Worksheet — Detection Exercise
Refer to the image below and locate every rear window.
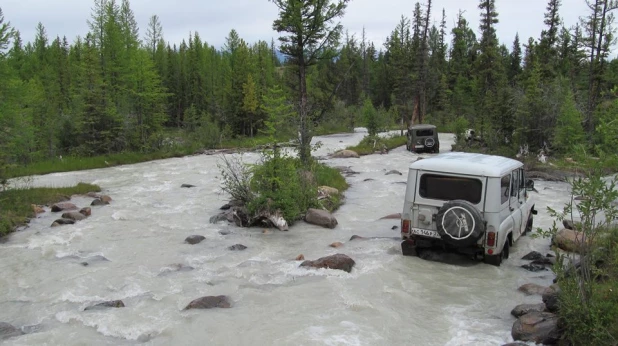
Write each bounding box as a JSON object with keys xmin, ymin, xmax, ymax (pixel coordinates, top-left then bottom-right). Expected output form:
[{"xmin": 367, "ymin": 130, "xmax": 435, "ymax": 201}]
[
  {"xmin": 419, "ymin": 174, "xmax": 483, "ymax": 204},
  {"xmin": 416, "ymin": 129, "xmax": 434, "ymax": 136}
]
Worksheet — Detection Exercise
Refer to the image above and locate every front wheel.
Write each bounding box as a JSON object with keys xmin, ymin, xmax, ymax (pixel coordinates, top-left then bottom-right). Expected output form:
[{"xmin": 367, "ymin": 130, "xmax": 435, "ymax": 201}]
[
  {"xmin": 524, "ymin": 216, "xmax": 533, "ymax": 235},
  {"xmin": 484, "ymin": 241, "xmax": 509, "ymax": 266}
]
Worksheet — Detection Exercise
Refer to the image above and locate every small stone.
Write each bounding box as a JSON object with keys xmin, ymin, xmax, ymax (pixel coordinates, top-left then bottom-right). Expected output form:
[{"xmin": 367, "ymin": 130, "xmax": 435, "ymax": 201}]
[
  {"xmin": 262, "ymin": 229, "xmax": 270, "ymax": 234},
  {"xmin": 228, "ymin": 244, "xmax": 247, "ymax": 251},
  {"xmin": 51, "ymin": 202, "xmax": 78, "ymax": 212},
  {"xmin": 84, "ymin": 300, "xmax": 125, "ymax": 310},
  {"xmin": 100, "ymin": 195, "xmax": 112, "ymax": 203},
  {"xmin": 218, "ymin": 230, "xmax": 231, "ymax": 235},
  {"xmin": 329, "ymin": 242, "xmax": 344, "ymax": 248},
  {"xmin": 51, "ymin": 218, "xmax": 76, "ymax": 227},
  {"xmin": 511, "ymin": 303, "xmax": 547, "ymax": 318},
  {"xmin": 79, "ymin": 207, "xmax": 92, "ymax": 216},
  {"xmin": 522, "ymin": 251, "xmax": 544, "ymax": 261},
  {"xmin": 181, "ymin": 184, "xmax": 196, "ymax": 188},
  {"xmin": 295, "ymin": 254, "xmax": 305, "ymax": 261},
  {"xmin": 184, "ymin": 295, "xmax": 231, "ymax": 310},
  {"xmin": 518, "ymin": 283, "xmax": 550, "ymax": 296},
  {"xmin": 62, "ymin": 211, "xmax": 87, "ymax": 221},
  {"xmin": 185, "ymin": 235, "xmax": 206, "ymax": 245},
  {"xmin": 522, "ymin": 263, "xmax": 548, "ymax": 272},
  {"xmin": 91, "ymin": 198, "xmax": 109, "ymax": 206},
  {"xmin": 385, "ymin": 170, "xmax": 402, "ymax": 176},
  {"xmin": 349, "ymin": 235, "xmax": 367, "ymax": 241}
]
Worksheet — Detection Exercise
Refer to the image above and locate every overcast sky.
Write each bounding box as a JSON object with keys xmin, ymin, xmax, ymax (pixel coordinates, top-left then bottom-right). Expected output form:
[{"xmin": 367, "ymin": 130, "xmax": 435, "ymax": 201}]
[{"xmin": 2, "ymin": 0, "xmax": 590, "ymax": 52}]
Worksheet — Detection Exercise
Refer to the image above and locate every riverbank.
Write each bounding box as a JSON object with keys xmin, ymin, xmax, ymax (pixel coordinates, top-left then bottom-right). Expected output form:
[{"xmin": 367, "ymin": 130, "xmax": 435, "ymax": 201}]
[{"xmin": 0, "ymin": 183, "xmax": 101, "ymax": 236}]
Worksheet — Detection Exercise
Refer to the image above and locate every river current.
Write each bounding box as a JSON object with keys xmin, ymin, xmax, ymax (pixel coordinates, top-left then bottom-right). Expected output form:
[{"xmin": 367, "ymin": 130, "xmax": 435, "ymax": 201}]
[{"xmin": 1, "ymin": 129, "xmax": 571, "ymax": 345}]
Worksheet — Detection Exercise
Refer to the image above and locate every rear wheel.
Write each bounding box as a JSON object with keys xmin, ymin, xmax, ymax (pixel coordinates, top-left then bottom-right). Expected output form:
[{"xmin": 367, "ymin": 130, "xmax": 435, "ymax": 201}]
[
  {"xmin": 401, "ymin": 240, "xmax": 418, "ymax": 256},
  {"xmin": 484, "ymin": 241, "xmax": 509, "ymax": 266},
  {"xmin": 524, "ymin": 216, "xmax": 533, "ymax": 235}
]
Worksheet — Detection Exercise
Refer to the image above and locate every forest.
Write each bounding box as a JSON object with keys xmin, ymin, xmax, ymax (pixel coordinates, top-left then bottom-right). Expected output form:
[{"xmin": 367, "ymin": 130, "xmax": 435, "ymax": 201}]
[{"xmin": 0, "ymin": 0, "xmax": 617, "ymax": 174}]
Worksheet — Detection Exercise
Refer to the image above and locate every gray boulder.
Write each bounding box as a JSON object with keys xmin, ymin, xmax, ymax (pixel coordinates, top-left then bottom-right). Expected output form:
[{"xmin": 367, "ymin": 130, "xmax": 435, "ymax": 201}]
[
  {"xmin": 185, "ymin": 235, "xmax": 206, "ymax": 245},
  {"xmin": 511, "ymin": 312, "xmax": 561, "ymax": 344},
  {"xmin": 228, "ymin": 244, "xmax": 247, "ymax": 251},
  {"xmin": 542, "ymin": 285, "xmax": 561, "ymax": 313},
  {"xmin": 62, "ymin": 211, "xmax": 88, "ymax": 221},
  {"xmin": 51, "ymin": 202, "xmax": 78, "ymax": 212},
  {"xmin": 184, "ymin": 295, "xmax": 231, "ymax": 310},
  {"xmin": 522, "ymin": 251, "xmax": 544, "ymax": 261},
  {"xmin": 517, "ymin": 283, "xmax": 550, "ymax": 296},
  {"xmin": 91, "ymin": 198, "xmax": 109, "ymax": 206},
  {"xmin": 305, "ymin": 208, "xmax": 338, "ymax": 229},
  {"xmin": 511, "ymin": 303, "xmax": 547, "ymax": 318},
  {"xmin": 181, "ymin": 184, "xmax": 196, "ymax": 188},
  {"xmin": 300, "ymin": 254, "xmax": 355, "ymax": 273},
  {"xmin": 0, "ymin": 322, "xmax": 23, "ymax": 340}
]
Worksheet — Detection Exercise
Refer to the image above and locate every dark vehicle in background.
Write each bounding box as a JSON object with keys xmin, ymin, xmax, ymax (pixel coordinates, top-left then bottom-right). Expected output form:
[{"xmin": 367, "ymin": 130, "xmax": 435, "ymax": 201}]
[{"xmin": 406, "ymin": 124, "xmax": 439, "ymax": 153}]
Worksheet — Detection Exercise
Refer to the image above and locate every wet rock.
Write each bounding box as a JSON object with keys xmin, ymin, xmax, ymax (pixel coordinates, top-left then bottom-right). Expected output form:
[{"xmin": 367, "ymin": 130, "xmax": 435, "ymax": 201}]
[
  {"xmin": 553, "ymin": 228, "xmax": 587, "ymax": 253},
  {"xmin": 380, "ymin": 213, "xmax": 401, "ymax": 220},
  {"xmin": 84, "ymin": 300, "xmax": 125, "ymax": 310},
  {"xmin": 521, "ymin": 263, "xmax": 547, "ymax": 272},
  {"xmin": 220, "ymin": 200, "xmax": 242, "ymax": 210},
  {"xmin": 79, "ymin": 207, "xmax": 92, "ymax": 216},
  {"xmin": 51, "ymin": 218, "xmax": 76, "ymax": 227},
  {"xmin": 385, "ymin": 170, "xmax": 402, "ymax": 175},
  {"xmin": 349, "ymin": 235, "xmax": 367, "ymax": 241},
  {"xmin": 158, "ymin": 263, "xmax": 194, "ymax": 276},
  {"xmin": 185, "ymin": 235, "xmax": 206, "ymax": 245},
  {"xmin": 300, "ymin": 254, "xmax": 355, "ymax": 273},
  {"xmin": 31, "ymin": 204, "xmax": 45, "ymax": 214},
  {"xmin": 295, "ymin": 254, "xmax": 305, "ymax": 261},
  {"xmin": 532, "ymin": 257, "xmax": 555, "ymax": 266},
  {"xmin": 334, "ymin": 166, "xmax": 359, "ymax": 175},
  {"xmin": 331, "ymin": 150, "xmax": 360, "ymax": 159},
  {"xmin": 184, "ymin": 295, "xmax": 231, "ymax": 310},
  {"xmin": 91, "ymin": 198, "xmax": 109, "ymax": 206},
  {"xmin": 518, "ymin": 283, "xmax": 550, "ymax": 296},
  {"xmin": 542, "ymin": 285, "xmax": 561, "ymax": 313},
  {"xmin": 181, "ymin": 184, "xmax": 196, "ymax": 188},
  {"xmin": 228, "ymin": 244, "xmax": 247, "ymax": 251},
  {"xmin": 62, "ymin": 211, "xmax": 87, "ymax": 221},
  {"xmin": 318, "ymin": 186, "xmax": 339, "ymax": 198},
  {"xmin": 329, "ymin": 242, "xmax": 344, "ymax": 248},
  {"xmin": 51, "ymin": 202, "xmax": 78, "ymax": 212},
  {"xmin": 218, "ymin": 230, "xmax": 232, "ymax": 236},
  {"xmin": 210, "ymin": 212, "xmax": 231, "ymax": 224},
  {"xmin": 522, "ymin": 251, "xmax": 543, "ymax": 261},
  {"xmin": 100, "ymin": 195, "xmax": 112, "ymax": 203},
  {"xmin": 511, "ymin": 303, "xmax": 547, "ymax": 318},
  {"xmin": 305, "ymin": 208, "xmax": 338, "ymax": 229},
  {"xmin": 562, "ymin": 219, "xmax": 582, "ymax": 231},
  {"xmin": 511, "ymin": 311, "xmax": 561, "ymax": 344},
  {"xmin": 86, "ymin": 192, "xmax": 100, "ymax": 198},
  {"xmin": 363, "ymin": 178, "xmax": 375, "ymax": 182},
  {"xmin": 0, "ymin": 322, "xmax": 23, "ymax": 340}
]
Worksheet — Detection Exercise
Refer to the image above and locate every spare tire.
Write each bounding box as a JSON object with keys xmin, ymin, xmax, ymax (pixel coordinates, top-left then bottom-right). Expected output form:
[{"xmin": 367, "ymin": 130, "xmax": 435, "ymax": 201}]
[{"xmin": 436, "ymin": 200, "xmax": 485, "ymax": 247}]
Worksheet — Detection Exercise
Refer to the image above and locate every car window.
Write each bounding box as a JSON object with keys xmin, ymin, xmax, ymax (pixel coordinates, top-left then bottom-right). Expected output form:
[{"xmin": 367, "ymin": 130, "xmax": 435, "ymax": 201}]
[
  {"xmin": 416, "ymin": 129, "xmax": 434, "ymax": 136},
  {"xmin": 500, "ymin": 174, "xmax": 510, "ymax": 204},
  {"xmin": 511, "ymin": 170, "xmax": 520, "ymax": 197},
  {"xmin": 519, "ymin": 168, "xmax": 526, "ymax": 190},
  {"xmin": 419, "ymin": 174, "xmax": 482, "ymax": 204}
]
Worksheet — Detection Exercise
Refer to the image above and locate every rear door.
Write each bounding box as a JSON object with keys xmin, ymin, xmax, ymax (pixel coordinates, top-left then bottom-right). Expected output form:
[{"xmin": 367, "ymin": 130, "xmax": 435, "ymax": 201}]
[{"xmin": 509, "ymin": 169, "xmax": 523, "ymax": 241}]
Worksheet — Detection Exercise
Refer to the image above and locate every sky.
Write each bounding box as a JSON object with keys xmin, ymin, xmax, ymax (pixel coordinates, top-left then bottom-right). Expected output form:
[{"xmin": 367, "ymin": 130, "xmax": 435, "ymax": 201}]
[{"xmin": 2, "ymin": 0, "xmax": 591, "ymax": 52}]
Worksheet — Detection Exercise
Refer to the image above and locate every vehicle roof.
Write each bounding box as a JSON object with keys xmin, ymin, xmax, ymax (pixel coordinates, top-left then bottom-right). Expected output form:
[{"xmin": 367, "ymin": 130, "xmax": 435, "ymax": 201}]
[
  {"xmin": 408, "ymin": 124, "xmax": 436, "ymax": 129},
  {"xmin": 409, "ymin": 152, "xmax": 523, "ymax": 177}
]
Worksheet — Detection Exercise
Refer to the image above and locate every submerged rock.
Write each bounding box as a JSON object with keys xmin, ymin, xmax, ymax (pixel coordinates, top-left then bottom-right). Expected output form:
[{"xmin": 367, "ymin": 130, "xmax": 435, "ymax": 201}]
[
  {"xmin": 184, "ymin": 295, "xmax": 231, "ymax": 310},
  {"xmin": 329, "ymin": 242, "xmax": 344, "ymax": 248},
  {"xmin": 51, "ymin": 218, "xmax": 76, "ymax": 227},
  {"xmin": 385, "ymin": 170, "xmax": 402, "ymax": 176},
  {"xmin": 295, "ymin": 254, "xmax": 305, "ymax": 261},
  {"xmin": 331, "ymin": 150, "xmax": 360, "ymax": 159},
  {"xmin": 51, "ymin": 202, "xmax": 78, "ymax": 212},
  {"xmin": 518, "ymin": 283, "xmax": 550, "ymax": 296},
  {"xmin": 91, "ymin": 198, "xmax": 109, "ymax": 206},
  {"xmin": 0, "ymin": 322, "xmax": 23, "ymax": 340},
  {"xmin": 228, "ymin": 244, "xmax": 247, "ymax": 251},
  {"xmin": 305, "ymin": 208, "xmax": 338, "ymax": 229},
  {"xmin": 521, "ymin": 263, "xmax": 547, "ymax": 272},
  {"xmin": 522, "ymin": 251, "xmax": 544, "ymax": 261},
  {"xmin": 62, "ymin": 211, "xmax": 88, "ymax": 221},
  {"xmin": 511, "ymin": 303, "xmax": 547, "ymax": 318},
  {"xmin": 349, "ymin": 235, "xmax": 367, "ymax": 241},
  {"xmin": 181, "ymin": 184, "xmax": 196, "ymax": 188},
  {"xmin": 511, "ymin": 311, "xmax": 561, "ymax": 344},
  {"xmin": 84, "ymin": 300, "xmax": 125, "ymax": 310},
  {"xmin": 300, "ymin": 254, "xmax": 355, "ymax": 273},
  {"xmin": 158, "ymin": 263, "xmax": 194, "ymax": 276},
  {"xmin": 185, "ymin": 235, "xmax": 206, "ymax": 245}
]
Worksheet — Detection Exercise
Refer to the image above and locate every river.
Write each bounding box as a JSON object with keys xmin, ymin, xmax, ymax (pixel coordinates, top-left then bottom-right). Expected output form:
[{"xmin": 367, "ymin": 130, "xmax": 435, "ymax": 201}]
[{"xmin": 0, "ymin": 129, "xmax": 571, "ymax": 345}]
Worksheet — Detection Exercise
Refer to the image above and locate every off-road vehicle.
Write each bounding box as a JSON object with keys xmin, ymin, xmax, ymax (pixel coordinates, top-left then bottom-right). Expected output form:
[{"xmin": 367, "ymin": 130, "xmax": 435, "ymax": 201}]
[
  {"xmin": 400, "ymin": 152, "xmax": 537, "ymax": 266},
  {"xmin": 406, "ymin": 124, "xmax": 439, "ymax": 154}
]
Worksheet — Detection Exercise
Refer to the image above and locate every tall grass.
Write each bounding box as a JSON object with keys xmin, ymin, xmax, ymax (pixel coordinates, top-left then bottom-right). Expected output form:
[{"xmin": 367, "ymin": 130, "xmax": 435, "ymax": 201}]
[
  {"xmin": 0, "ymin": 182, "xmax": 101, "ymax": 236},
  {"xmin": 346, "ymin": 135, "xmax": 407, "ymax": 155}
]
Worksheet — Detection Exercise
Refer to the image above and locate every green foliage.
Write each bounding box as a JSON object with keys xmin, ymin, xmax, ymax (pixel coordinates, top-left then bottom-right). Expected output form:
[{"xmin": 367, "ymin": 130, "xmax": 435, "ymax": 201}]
[
  {"xmin": 0, "ymin": 182, "xmax": 100, "ymax": 236},
  {"xmin": 451, "ymin": 116, "xmax": 470, "ymax": 143},
  {"xmin": 553, "ymin": 89, "xmax": 586, "ymax": 154},
  {"xmin": 362, "ymin": 98, "xmax": 379, "ymax": 136},
  {"xmin": 595, "ymin": 98, "xmax": 618, "ymax": 155},
  {"xmin": 346, "ymin": 134, "xmax": 407, "ymax": 155}
]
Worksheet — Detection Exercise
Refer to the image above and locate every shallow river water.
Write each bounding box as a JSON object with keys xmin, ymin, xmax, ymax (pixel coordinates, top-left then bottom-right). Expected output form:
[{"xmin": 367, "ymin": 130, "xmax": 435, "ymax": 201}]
[{"xmin": 1, "ymin": 130, "xmax": 572, "ymax": 345}]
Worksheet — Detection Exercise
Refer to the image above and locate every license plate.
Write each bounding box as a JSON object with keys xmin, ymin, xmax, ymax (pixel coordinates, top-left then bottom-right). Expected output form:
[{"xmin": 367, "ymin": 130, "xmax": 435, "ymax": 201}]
[
  {"xmin": 410, "ymin": 228, "xmax": 441, "ymax": 239},
  {"xmin": 415, "ymin": 145, "xmax": 424, "ymax": 148}
]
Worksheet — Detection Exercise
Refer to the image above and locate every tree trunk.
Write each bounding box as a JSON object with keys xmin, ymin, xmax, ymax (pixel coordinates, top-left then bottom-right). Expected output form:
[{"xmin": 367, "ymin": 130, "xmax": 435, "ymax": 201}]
[{"xmin": 298, "ymin": 48, "xmax": 311, "ymax": 165}]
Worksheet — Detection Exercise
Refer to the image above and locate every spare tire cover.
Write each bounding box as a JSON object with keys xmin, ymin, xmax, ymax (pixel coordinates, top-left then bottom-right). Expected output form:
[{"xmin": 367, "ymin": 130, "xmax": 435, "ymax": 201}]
[{"xmin": 436, "ymin": 200, "xmax": 485, "ymax": 247}]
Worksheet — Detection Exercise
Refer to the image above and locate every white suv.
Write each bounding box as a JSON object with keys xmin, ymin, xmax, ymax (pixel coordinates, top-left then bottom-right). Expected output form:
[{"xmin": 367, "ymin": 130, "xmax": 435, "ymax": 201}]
[{"xmin": 400, "ymin": 152, "xmax": 537, "ymax": 266}]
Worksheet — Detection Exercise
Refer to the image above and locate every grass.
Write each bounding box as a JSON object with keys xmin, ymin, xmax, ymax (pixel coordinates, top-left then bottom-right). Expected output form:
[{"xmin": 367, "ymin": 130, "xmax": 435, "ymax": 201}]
[
  {"xmin": 345, "ymin": 135, "xmax": 408, "ymax": 155},
  {"xmin": 0, "ymin": 182, "xmax": 101, "ymax": 236}
]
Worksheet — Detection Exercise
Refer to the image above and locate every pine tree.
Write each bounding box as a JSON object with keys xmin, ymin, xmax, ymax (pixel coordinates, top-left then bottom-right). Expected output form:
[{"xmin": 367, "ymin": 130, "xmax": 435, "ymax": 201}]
[
  {"xmin": 242, "ymin": 74, "xmax": 260, "ymax": 137},
  {"xmin": 537, "ymin": 0, "xmax": 562, "ymax": 80},
  {"xmin": 508, "ymin": 34, "xmax": 522, "ymax": 85},
  {"xmin": 554, "ymin": 89, "xmax": 585, "ymax": 154},
  {"xmin": 145, "ymin": 15, "xmax": 163, "ymax": 58}
]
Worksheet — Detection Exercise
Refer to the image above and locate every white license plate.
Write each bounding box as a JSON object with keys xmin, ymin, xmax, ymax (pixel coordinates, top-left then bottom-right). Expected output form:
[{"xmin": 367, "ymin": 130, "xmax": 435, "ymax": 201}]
[
  {"xmin": 410, "ymin": 228, "xmax": 441, "ymax": 239},
  {"xmin": 415, "ymin": 145, "xmax": 424, "ymax": 148}
]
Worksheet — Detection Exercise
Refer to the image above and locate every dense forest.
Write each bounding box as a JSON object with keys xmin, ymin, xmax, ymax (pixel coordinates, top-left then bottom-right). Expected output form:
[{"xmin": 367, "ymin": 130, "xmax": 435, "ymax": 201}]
[{"xmin": 0, "ymin": 0, "xmax": 617, "ymax": 170}]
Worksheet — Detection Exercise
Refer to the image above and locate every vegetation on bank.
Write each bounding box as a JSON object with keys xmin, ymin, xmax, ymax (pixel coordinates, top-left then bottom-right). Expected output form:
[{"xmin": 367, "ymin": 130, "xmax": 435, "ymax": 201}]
[
  {"xmin": 537, "ymin": 161, "xmax": 618, "ymax": 345},
  {"xmin": 0, "ymin": 182, "xmax": 100, "ymax": 236},
  {"xmin": 346, "ymin": 135, "xmax": 408, "ymax": 156}
]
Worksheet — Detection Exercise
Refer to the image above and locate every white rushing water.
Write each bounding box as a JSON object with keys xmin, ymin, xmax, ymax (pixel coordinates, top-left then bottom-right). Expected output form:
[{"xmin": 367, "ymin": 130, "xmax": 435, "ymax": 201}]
[{"xmin": 0, "ymin": 129, "xmax": 571, "ymax": 346}]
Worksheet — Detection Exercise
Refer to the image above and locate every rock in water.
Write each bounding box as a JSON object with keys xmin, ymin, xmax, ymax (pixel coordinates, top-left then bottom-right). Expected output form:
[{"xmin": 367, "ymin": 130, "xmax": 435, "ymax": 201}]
[
  {"xmin": 79, "ymin": 207, "xmax": 92, "ymax": 216},
  {"xmin": 553, "ymin": 228, "xmax": 587, "ymax": 253},
  {"xmin": 349, "ymin": 235, "xmax": 367, "ymax": 241},
  {"xmin": 517, "ymin": 283, "xmax": 550, "ymax": 296},
  {"xmin": 267, "ymin": 212, "xmax": 289, "ymax": 231},
  {"xmin": 329, "ymin": 242, "xmax": 344, "ymax": 248},
  {"xmin": 295, "ymin": 254, "xmax": 305, "ymax": 261},
  {"xmin": 0, "ymin": 322, "xmax": 23, "ymax": 340},
  {"xmin": 181, "ymin": 184, "xmax": 196, "ymax": 188},
  {"xmin": 521, "ymin": 251, "xmax": 543, "ymax": 261},
  {"xmin": 184, "ymin": 295, "xmax": 231, "ymax": 310},
  {"xmin": 542, "ymin": 285, "xmax": 561, "ymax": 313},
  {"xmin": 84, "ymin": 300, "xmax": 125, "ymax": 310},
  {"xmin": 385, "ymin": 170, "xmax": 402, "ymax": 175},
  {"xmin": 305, "ymin": 208, "xmax": 338, "ymax": 229},
  {"xmin": 185, "ymin": 235, "xmax": 206, "ymax": 245},
  {"xmin": 51, "ymin": 202, "xmax": 78, "ymax": 212},
  {"xmin": 331, "ymin": 150, "xmax": 360, "ymax": 159},
  {"xmin": 228, "ymin": 244, "xmax": 247, "ymax": 251},
  {"xmin": 100, "ymin": 195, "xmax": 112, "ymax": 203},
  {"xmin": 511, "ymin": 312, "xmax": 561, "ymax": 344},
  {"xmin": 51, "ymin": 218, "xmax": 76, "ymax": 227},
  {"xmin": 91, "ymin": 198, "xmax": 109, "ymax": 206},
  {"xmin": 511, "ymin": 303, "xmax": 547, "ymax": 318},
  {"xmin": 300, "ymin": 254, "xmax": 355, "ymax": 273},
  {"xmin": 62, "ymin": 211, "xmax": 88, "ymax": 221}
]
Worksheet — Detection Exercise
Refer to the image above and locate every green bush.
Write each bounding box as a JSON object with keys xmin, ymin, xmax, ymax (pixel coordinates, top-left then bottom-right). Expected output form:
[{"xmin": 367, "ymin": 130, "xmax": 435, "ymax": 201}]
[{"xmin": 346, "ymin": 134, "xmax": 407, "ymax": 155}]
